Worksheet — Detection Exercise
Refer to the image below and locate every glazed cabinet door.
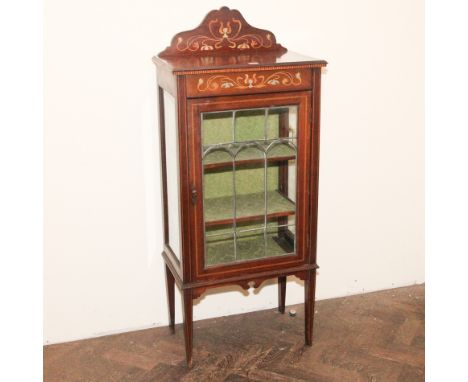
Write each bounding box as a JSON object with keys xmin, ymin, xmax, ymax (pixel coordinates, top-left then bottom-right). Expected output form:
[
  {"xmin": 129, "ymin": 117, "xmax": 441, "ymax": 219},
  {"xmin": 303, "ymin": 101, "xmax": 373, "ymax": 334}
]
[{"xmin": 188, "ymin": 91, "xmax": 312, "ymax": 279}]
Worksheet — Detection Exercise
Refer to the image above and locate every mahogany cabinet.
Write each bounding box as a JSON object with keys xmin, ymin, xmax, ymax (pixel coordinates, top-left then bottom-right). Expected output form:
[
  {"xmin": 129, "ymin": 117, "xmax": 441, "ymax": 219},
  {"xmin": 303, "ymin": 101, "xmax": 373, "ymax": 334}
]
[{"xmin": 153, "ymin": 7, "xmax": 327, "ymax": 367}]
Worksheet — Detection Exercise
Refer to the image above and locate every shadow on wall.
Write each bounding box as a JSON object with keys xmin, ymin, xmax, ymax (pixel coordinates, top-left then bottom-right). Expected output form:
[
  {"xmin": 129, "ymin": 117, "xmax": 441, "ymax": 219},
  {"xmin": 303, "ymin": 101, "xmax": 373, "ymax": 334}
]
[{"xmin": 193, "ymin": 275, "xmax": 305, "ymax": 305}]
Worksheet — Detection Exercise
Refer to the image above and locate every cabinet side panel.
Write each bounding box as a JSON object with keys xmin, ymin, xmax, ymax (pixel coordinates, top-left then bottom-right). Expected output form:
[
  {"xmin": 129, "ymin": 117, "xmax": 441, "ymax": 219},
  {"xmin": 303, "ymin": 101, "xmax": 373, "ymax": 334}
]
[
  {"xmin": 157, "ymin": 87, "xmax": 169, "ymax": 245},
  {"xmin": 162, "ymin": 90, "xmax": 182, "ymax": 263}
]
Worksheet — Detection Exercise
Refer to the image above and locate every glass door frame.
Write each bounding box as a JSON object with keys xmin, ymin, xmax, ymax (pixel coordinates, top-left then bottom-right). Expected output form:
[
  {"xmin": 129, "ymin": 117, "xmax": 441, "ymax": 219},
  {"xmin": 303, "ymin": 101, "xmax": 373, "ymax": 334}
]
[{"xmin": 188, "ymin": 91, "xmax": 313, "ymax": 280}]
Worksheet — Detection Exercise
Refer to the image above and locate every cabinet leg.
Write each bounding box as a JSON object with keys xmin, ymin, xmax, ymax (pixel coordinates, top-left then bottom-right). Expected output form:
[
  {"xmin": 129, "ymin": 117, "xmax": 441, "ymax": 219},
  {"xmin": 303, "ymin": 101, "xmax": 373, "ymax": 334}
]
[
  {"xmin": 165, "ymin": 265, "xmax": 175, "ymax": 334},
  {"xmin": 278, "ymin": 276, "xmax": 286, "ymax": 314},
  {"xmin": 182, "ymin": 289, "xmax": 193, "ymax": 367},
  {"xmin": 304, "ymin": 270, "xmax": 317, "ymax": 346}
]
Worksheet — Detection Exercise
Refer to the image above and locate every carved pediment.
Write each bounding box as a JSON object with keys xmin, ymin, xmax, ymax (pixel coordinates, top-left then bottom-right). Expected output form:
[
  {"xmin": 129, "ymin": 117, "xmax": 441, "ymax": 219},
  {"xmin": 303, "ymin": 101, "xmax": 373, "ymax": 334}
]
[{"xmin": 159, "ymin": 6, "xmax": 287, "ymax": 57}]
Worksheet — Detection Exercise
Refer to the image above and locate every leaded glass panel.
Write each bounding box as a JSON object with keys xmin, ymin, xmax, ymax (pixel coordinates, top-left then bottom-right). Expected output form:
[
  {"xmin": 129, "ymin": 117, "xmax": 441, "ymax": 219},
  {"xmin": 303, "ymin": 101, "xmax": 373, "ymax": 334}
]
[{"xmin": 202, "ymin": 106, "xmax": 298, "ymax": 267}]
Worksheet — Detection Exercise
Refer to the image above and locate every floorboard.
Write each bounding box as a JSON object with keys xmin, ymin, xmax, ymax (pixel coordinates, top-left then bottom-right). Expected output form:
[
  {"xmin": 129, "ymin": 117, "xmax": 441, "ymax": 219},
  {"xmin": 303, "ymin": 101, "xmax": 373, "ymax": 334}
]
[{"xmin": 44, "ymin": 284, "xmax": 424, "ymax": 382}]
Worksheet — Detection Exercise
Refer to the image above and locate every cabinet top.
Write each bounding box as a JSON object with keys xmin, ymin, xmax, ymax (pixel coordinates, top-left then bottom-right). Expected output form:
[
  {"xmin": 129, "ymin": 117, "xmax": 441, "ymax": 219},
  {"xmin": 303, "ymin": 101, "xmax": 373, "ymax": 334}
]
[{"xmin": 153, "ymin": 6, "xmax": 326, "ymax": 74}]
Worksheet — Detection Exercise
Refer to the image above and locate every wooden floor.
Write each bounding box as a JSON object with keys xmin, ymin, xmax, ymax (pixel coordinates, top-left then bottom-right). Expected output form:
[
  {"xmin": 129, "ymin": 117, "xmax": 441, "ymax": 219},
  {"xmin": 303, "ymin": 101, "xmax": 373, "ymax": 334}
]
[{"xmin": 44, "ymin": 284, "xmax": 424, "ymax": 382}]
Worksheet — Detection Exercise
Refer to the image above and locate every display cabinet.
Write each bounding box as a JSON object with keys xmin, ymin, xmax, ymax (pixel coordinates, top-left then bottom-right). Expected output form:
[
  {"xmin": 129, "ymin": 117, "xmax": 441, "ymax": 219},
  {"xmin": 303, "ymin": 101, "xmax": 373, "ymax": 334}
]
[{"xmin": 153, "ymin": 6, "xmax": 327, "ymax": 366}]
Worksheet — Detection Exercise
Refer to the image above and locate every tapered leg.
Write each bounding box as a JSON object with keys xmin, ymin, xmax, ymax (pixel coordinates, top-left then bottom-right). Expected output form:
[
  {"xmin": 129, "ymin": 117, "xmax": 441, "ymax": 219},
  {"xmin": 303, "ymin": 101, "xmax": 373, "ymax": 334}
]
[
  {"xmin": 304, "ymin": 270, "xmax": 317, "ymax": 346},
  {"xmin": 182, "ymin": 289, "xmax": 193, "ymax": 367},
  {"xmin": 165, "ymin": 265, "xmax": 175, "ymax": 334},
  {"xmin": 278, "ymin": 276, "xmax": 287, "ymax": 314}
]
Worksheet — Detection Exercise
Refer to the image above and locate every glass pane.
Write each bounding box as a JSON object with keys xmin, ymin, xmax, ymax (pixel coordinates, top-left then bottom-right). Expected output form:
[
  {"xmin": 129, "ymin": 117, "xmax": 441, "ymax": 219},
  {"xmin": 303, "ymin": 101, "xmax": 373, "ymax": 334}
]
[
  {"xmin": 205, "ymin": 229, "xmax": 235, "ymax": 266},
  {"xmin": 202, "ymin": 105, "xmax": 298, "ymax": 267},
  {"xmin": 267, "ymin": 141, "xmax": 296, "ymax": 160},
  {"xmin": 236, "ymin": 226, "xmax": 265, "ymax": 261},
  {"xmin": 163, "ymin": 90, "xmax": 181, "ymax": 260},
  {"xmin": 266, "ymin": 224, "xmax": 295, "ymax": 256},
  {"xmin": 235, "ymin": 146, "xmax": 265, "ymax": 224},
  {"xmin": 266, "ymin": 106, "xmax": 298, "ymax": 140},
  {"xmin": 203, "ymin": 150, "xmax": 234, "ymax": 225},
  {"xmin": 202, "ymin": 111, "xmax": 233, "ymax": 146},
  {"xmin": 235, "ymin": 109, "xmax": 265, "ymax": 142},
  {"xmin": 266, "ymin": 142, "xmax": 297, "ymax": 219}
]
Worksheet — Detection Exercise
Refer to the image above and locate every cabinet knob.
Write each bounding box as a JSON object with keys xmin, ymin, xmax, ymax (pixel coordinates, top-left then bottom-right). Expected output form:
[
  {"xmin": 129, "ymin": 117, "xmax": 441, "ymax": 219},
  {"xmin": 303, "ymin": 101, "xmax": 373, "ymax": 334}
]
[{"xmin": 191, "ymin": 188, "xmax": 198, "ymax": 204}]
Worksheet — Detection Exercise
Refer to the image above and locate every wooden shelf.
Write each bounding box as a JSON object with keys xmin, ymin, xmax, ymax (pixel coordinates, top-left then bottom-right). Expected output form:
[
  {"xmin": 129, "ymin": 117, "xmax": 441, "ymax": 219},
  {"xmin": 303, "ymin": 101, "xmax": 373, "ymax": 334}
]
[
  {"xmin": 204, "ymin": 190, "xmax": 295, "ymax": 228},
  {"xmin": 203, "ymin": 143, "xmax": 295, "ymax": 171},
  {"xmin": 204, "ymin": 155, "xmax": 295, "ymax": 171}
]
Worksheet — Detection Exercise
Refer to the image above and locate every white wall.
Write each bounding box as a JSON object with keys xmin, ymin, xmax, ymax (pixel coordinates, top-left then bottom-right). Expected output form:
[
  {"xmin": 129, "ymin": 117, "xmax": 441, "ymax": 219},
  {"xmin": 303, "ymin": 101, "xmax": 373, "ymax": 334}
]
[{"xmin": 44, "ymin": 0, "xmax": 424, "ymax": 344}]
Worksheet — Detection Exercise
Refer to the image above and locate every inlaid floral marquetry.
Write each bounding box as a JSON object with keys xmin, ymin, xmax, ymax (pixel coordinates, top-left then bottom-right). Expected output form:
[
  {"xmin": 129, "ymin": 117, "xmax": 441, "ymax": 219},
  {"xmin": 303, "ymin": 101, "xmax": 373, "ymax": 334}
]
[
  {"xmin": 159, "ymin": 6, "xmax": 286, "ymax": 57},
  {"xmin": 197, "ymin": 72, "xmax": 302, "ymax": 91},
  {"xmin": 186, "ymin": 69, "xmax": 311, "ymax": 97},
  {"xmin": 175, "ymin": 19, "xmax": 273, "ymax": 52}
]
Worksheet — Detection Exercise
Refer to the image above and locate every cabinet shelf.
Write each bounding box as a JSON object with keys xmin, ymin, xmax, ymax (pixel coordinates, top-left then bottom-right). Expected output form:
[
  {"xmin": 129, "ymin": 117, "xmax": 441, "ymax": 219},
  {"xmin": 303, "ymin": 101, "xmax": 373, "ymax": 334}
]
[
  {"xmin": 203, "ymin": 142, "xmax": 295, "ymax": 171},
  {"xmin": 204, "ymin": 155, "xmax": 295, "ymax": 171},
  {"xmin": 204, "ymin": 190, "xmax": 295, "ymax": 227}
]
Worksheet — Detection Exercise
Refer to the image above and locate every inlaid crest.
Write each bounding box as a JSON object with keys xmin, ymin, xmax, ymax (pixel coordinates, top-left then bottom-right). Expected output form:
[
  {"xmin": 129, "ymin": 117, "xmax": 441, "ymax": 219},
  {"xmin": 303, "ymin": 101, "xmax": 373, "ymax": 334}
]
[{"xmin": 159, "ymin": 6, "xmax": 287, "ymax": 57}]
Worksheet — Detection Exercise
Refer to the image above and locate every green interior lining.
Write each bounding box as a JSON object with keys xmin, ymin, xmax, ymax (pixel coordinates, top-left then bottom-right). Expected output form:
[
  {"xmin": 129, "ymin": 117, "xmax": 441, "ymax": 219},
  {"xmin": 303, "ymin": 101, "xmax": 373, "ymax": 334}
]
[{"xmin": 202, "ymin": 109, "xmax": 294, "ymax": 146}]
